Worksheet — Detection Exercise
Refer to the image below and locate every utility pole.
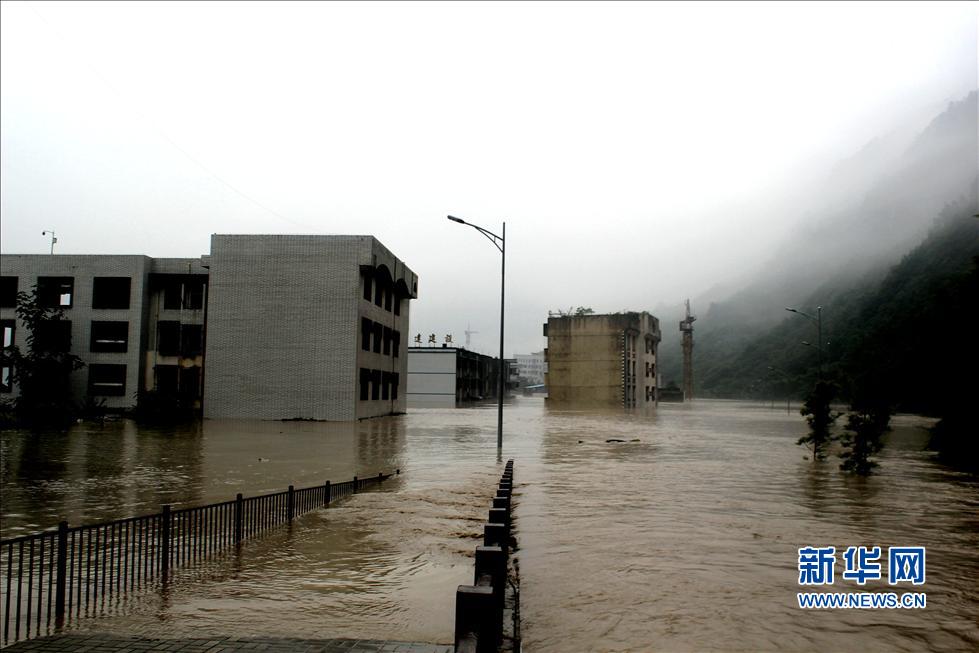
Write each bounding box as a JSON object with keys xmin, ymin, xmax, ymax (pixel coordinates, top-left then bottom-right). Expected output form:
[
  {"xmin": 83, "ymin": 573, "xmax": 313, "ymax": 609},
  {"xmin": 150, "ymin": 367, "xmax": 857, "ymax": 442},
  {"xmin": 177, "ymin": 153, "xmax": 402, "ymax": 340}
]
[
  {"xmin": 680, "ymin": 299, "xmax": 696, "ymax": 401},
  {"xmin": 42, "ymin": 230, "xmax": 57, "ymax": 254}
]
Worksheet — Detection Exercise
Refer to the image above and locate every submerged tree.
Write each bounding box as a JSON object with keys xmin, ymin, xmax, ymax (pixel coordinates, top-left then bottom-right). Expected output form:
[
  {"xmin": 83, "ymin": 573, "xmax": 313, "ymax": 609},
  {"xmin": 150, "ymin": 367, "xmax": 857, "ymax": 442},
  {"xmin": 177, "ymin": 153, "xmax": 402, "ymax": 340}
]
[
  {"xmin": 838, "ymin": 403, "xmax": 891, "ymax": 475},
  {"xmin": 798, "ymin": 381, "xmax": 839, "ymax": 461},
  {"xmin": 3, "ymin": 288, "xmax": 85, "ymax": 428}
]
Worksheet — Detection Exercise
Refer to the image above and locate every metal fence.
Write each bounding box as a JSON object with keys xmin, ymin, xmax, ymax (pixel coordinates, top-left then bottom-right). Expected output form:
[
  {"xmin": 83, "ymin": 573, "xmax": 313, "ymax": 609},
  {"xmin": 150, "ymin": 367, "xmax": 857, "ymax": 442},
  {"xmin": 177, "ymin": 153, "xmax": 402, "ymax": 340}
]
[{"xmin": 1, "ymin": 471, "xmax": 396, "ymax": 646}]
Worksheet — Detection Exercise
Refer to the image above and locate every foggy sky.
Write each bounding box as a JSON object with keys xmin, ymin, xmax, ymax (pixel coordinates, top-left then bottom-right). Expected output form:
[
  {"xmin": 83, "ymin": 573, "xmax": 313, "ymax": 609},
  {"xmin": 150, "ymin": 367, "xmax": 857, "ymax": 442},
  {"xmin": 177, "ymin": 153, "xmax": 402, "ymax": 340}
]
[{"xmin": 2, "ymin": 1, "xmax": 976, "ymax": 357}]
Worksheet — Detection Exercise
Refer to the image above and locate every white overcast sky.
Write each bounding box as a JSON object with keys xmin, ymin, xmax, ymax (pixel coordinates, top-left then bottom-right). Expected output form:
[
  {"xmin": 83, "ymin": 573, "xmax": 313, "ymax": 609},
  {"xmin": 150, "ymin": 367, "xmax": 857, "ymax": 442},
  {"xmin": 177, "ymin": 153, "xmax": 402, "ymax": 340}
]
[{"xmin": 1, "ymin": 1, "xmax": 976, "ymax": 356}]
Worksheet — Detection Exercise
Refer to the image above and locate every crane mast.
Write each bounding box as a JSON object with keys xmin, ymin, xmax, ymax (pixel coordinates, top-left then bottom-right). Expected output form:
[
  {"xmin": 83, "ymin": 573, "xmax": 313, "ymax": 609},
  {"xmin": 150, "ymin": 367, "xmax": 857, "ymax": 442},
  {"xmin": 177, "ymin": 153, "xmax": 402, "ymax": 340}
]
[{"xmin": 679, "ymin": 299, "xmax": 696, "ymax": 401}]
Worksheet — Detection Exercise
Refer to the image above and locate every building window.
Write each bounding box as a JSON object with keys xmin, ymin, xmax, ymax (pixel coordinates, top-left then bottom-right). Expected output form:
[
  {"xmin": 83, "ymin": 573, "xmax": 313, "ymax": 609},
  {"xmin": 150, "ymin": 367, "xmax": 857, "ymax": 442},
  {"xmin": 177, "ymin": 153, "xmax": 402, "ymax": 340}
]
[
  {"xmin": 180, "ymin": 324, "xmax": 203, "ymax": 357},
  {"xmin": 92, "ymin": 277, "xmax": 131, "ymax": 309},
  {"xmin": 163, "ymin": 280, "xmax": 183, "ymax": 310},
  {"xmin": 157, "ymin": 321, "xmax": 180, "ymax": 356},
  {"xmin": 183, "ymin": 279, "xmax": 205, "ymax": 310},
  {"xmin": 155, "ymin": 365, "xmax": 179, "ymax": 395},
  {"xmin": 383, "ymin": 327, "xmax": 392, "ymax": 355},
  {"xmin": 0, "ymin": 365, "xmax": 12, "ymax": 393},
  {"xmin": 394, "ymin": 297, "xmax": 401, "ymax": 316},
  {"xmin": 381, "ymin": 371, "xmax": 390, "ymax": 400},
  {"xmin": 363, "ymin": 276, "xmax": 373, "ymax": 302},
  {"xmin": 161, "ymin": 277, "xmax": 206, "ymax": 310},
  {"xmin": 35, "ymin": 320, "xmax": 71, "ymax": 352},
  {"xmin": 372, "ymin": 323, "xmax": 383, "ymax": 354},
  {"xmin": 384, "ymin": 290, "xmax": 393, "ymax": 312},
  {"xmin": 392, "ymin": 330, "xmax": 400, "ymax": 358},
  {"xmin": 391, "ymin": 372, "xmax": 399, "ymax": 400},
  {"xmin": 88, "ymin": 364, "xmax": 126, "ymax": 396},
  {"xmin": 90, "ymin": 321, "xmax": 129, "ymax": 353},
  {"xmin": 1, "ymin": 319, "xmax": 14, "ymax": 349},
  {"xmin": 374, "ymin": 282, "xmax": 383, "ymax": 307},
  {"xmin": 0, "ymin": 277, "xmax": 17, "ymax": 308},
  {"xmin": 359, "ymin": 368, "xmax": 371, "ymax": 400},
  {"xmin": 361, "ymin": 318, "xmax": 372, "ymax": 351},
  {"xmin": 179, "ymin": 366, "xmax": 201, "ymax": 398},
  {"xmin": 37, "ymin": 277, "xmax": 74, "ymax": 308},
  {"xmin": 371, "ymin": 369, "xmax": 381, "ymax": 400}
]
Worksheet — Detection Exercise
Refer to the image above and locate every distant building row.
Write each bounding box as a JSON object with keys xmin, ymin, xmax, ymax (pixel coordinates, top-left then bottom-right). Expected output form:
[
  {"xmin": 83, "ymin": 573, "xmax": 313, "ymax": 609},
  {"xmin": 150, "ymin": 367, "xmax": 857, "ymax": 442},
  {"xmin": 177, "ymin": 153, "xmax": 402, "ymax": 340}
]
[{"xmin": 0, "ymin": 235, "xmax": 418, "ymax": 420}]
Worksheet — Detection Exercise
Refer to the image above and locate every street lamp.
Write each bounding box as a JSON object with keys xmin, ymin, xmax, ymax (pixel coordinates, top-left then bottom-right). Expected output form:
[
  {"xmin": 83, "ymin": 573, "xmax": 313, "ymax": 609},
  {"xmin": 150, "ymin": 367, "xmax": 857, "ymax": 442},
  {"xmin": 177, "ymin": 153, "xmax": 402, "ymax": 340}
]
[
  {"xmin": 42, "ymin": 230, "xmax": 57, "ymax": 255},
  {"xmin": 767, "ymin": 366, "xmax": 792, "ymax": 413},
  {"xmin": 785, "ymin": 306, "xmax": 823, "ymax": 379},
  {"xmin": 447, "ymin": 215, "xmax": 506, "ymax": 450}
]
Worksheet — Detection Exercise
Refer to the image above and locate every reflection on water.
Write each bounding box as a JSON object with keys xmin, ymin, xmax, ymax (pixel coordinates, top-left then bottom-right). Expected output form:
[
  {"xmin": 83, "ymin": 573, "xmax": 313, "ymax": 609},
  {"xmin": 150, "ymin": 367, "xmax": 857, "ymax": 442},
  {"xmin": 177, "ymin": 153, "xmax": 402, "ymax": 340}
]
[{"xmin": 1, "ymin": 398, "xmax": 977, "ymax": 651}]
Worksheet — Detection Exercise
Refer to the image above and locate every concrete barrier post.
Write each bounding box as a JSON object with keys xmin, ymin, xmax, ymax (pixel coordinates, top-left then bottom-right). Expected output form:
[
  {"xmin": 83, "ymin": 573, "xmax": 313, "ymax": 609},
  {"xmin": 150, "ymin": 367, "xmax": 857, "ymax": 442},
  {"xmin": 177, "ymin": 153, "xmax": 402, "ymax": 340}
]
[{"xmin": 454, "ymin": 584, "xmax": 496, "ymax": 653}]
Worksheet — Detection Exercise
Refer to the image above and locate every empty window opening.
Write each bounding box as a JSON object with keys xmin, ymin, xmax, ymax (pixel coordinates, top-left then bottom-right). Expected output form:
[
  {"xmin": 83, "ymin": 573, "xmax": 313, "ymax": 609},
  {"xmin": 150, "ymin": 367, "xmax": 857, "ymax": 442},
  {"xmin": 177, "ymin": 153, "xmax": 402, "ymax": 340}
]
[
  {"xmin": 394, "ymin": 297, "xmax": 401, "ymax": 316},
  {"xmin": 371, "ymin": 369, "xmax": 381, "ymax": 400},
  {"xmin": 183, "ymin": 279, "xmax": 205, "ymax": 310},
  {"xmin": 392, "ymin": 372, "xmax": 399, "ymax": 400},
  {"xmin": 92, "ymin": 277, "xmax": 131, "ymax": 309},
  {"xmin": 372, "ymin": 323, "xmax": 383, "ymax": 354},
  {"xmin": 180, "ymin": 324, "xmax": 203, "ymax": 357},
  {"xmin": 362, "ymin": 318, "xmax": 372, "ymax": 351},
  {"xmin": 90, "ymin": 321, "xmax": 129, "ymax": 353},
  {"xmin": 37, "ymin": 277, "xmax": 74, "ymax": 308},
  {"xmin": 88, "ymin": 364, "xmax": 126, "ymax": 396},
  {"xmin": 36, "ymin": 320, "xmax": 71, "ymax": 352},
  {"xmin": 381, "ymin": 371, "xmax": 390, "ymax": 400},
  {"xmin": 384, "ymin": 289, "xmax": 393, "ymax": 312},
  {"xmin": 157, "ymin": 321, "xmax": 181, "ymax": 356},
  {"xmin": 392, "ymin": 330, "xmax": 400, "ymax": 358},
  {"xmin": 179, "ymin": 366, "xmax": 201, "ymax": 398},
  {"xmin": 363, "ymin": 276, "xmax": 373, "ymax": 302},
  {"xmin": 155, "ymin": 365, "xmax": 179, "ymax": 395},
  {"xmin": 359, "ymin": 368, "xmax": 371, "ymax": 400},
  {"xmin": 383, "ymin": 327, "xmax": 392, "ymax": 355},
  {"xmin": 161, "ymin": 277, "xmax": 206, "ymax": 310},
  {"xmin": 0, "ymin": 277, "xmax": 17, "ymax": 308}
]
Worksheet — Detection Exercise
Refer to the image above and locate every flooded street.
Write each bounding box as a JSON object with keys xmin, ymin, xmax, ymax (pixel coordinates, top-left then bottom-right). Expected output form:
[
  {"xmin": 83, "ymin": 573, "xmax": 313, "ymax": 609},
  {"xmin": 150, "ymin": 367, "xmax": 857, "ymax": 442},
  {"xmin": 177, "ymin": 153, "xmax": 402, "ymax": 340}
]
[{"xmin": 2, "ymin": 398, "xmax": 978, "ymax": 651}]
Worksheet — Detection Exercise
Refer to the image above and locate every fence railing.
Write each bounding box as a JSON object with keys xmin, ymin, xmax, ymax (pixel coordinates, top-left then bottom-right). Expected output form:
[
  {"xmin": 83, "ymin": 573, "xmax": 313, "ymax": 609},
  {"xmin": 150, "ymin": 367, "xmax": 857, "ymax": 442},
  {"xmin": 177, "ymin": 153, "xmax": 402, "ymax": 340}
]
[
  {"xmin": 1, "ymin": 471, "xmax": 396, "ymax": 647},
  {"xmin": 455, "ymin": 459, "xmax": 514, "ymax": 653}
]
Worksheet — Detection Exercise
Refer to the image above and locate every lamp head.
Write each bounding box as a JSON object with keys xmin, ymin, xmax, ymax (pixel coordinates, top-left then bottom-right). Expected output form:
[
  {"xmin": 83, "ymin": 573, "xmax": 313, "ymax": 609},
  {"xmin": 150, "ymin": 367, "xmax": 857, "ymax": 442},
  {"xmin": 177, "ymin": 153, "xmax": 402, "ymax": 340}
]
[{"xmin": 447, "ymin": 215, "xmax": 465, "ymax": 224}]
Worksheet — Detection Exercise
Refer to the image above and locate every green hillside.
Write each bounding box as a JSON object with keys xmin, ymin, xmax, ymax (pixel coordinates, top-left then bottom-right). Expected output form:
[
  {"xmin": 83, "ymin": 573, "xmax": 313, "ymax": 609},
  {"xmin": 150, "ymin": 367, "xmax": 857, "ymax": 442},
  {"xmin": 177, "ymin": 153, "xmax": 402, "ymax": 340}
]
[{"xmin": 697, "ymin": 200, "xmax": 978, "ymax": 412}]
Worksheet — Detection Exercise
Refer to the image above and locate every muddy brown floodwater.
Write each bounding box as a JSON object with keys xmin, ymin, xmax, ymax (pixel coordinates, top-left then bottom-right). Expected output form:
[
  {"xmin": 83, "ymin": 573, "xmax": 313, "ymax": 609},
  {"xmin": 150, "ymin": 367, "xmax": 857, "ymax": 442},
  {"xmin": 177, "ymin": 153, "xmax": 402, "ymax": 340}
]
[{"xmin": 2, "ymin": 398, "xmax": 977, "ymax": 651}]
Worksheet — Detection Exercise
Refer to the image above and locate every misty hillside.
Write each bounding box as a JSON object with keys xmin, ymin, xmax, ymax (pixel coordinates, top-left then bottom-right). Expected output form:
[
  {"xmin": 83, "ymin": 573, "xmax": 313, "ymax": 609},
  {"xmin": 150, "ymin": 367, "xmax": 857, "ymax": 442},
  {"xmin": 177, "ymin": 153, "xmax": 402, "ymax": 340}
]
[
  {"xmin": 658, "ymin": 91, "xmax": 978, "ymax": 387},
  {"xmin": 693, "ymin": 200, "xmax": 978, "ymax": 416}
]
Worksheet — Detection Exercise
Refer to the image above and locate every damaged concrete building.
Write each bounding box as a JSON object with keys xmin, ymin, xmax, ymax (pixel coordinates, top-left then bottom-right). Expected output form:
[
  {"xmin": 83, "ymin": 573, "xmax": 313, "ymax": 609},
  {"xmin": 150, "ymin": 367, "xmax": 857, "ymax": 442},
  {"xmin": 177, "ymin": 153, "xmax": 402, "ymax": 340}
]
[
  {"xmin": 0, "ymin": 234, "xmax": 417, "ymax": 421},
  {"xmin": 543, "ymin": 311, "xmax": 661, "ymax": 407}
]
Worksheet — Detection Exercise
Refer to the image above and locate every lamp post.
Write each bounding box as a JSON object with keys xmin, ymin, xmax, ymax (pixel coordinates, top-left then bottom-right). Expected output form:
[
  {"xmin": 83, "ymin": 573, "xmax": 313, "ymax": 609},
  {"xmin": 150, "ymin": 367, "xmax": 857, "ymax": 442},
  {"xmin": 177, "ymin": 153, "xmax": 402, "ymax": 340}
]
[
  {"xmin": 42, "ymin": 230, "xmax": 57, "ymax": 255},
  {"xmin": 767, "ymin": 365, "xmax": 792, "ymax": 413},
  {"xmin": 785, "ymin": 306, "xmax": 823, "ymax": 380},
  {"xmin": 447, "ymin": 215, "xmax": 505, "ymax": 450}
]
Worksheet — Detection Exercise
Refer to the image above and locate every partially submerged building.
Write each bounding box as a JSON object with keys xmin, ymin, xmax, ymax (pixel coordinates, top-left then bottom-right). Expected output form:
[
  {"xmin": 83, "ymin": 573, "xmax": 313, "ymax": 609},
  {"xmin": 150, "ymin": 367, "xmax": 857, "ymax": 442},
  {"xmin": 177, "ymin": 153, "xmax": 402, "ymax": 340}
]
[
  {"xmin": 0, "ymin": 234, "xmax": 418, "ymax": 420},
  {"xmin": 544, "ymin": 311, "xmax": 661, "ymax": 407},
  {"xmin": 0, "ymin": 255, "xmax": 208, "ymax": 410},
  {"xmin": 405, "ymin": 346, "xmax": 512, "ymax": 408},
  {"xmin": 513, "ymin": 350, "xmax": 547, "ymax": 387}
]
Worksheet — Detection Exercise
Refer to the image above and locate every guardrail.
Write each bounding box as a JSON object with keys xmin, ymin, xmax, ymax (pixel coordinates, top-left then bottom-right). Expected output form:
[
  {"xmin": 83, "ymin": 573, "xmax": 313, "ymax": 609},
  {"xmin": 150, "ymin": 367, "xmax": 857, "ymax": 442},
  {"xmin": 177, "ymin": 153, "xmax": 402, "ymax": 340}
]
[
  {"xmin": 0, "ymin": 471, "xmax": 397, "ymax": 647},
  {"xmin": 454, "ymin": 459, "xmax": 514, "ymax": 653}
]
